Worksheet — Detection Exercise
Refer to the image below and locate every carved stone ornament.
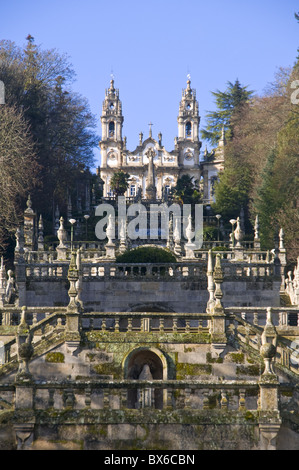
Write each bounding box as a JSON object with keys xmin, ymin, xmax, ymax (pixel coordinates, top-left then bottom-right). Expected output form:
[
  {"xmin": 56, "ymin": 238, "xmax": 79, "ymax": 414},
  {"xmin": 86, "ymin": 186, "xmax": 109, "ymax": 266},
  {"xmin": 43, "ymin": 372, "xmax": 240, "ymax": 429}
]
[
  {"xmin": 184, "ymin": 149, "xmax": 194, "ymax": 161},
  {"xmin": 107, "ymin": 151, "xmax": 116, "ymax": 160}
]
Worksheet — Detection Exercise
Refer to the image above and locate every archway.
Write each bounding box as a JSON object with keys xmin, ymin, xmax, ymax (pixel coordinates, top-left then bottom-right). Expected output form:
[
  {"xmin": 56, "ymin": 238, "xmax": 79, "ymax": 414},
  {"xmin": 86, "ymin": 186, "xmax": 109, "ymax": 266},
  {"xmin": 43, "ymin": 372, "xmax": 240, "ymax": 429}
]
[{"xmin": 123, "ymin": 347, "xmax": 167, "ymax": 409}]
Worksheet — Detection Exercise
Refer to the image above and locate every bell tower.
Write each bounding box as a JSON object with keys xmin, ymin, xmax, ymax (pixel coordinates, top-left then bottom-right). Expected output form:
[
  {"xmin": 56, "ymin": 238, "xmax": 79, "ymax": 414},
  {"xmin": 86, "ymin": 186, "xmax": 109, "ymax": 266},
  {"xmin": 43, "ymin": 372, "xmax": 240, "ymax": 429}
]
[
  {"xmin": 177, "ymin": 77, "xmax": 201, "ymax": 169},
  {"xmin": 100, "ymin": 78, "xmax": 124, "ymax": 175},
  {"xmin": 101, "ymin": 78, "xmax": 123, "ymax": 142}
]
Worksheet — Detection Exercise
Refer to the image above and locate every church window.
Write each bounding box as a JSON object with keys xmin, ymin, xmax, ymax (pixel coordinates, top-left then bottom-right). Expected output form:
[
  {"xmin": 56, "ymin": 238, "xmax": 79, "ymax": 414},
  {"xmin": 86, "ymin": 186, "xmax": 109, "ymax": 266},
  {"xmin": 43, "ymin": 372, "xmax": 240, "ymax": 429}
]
[
  {"xmin": 109, "ymin": 121, "xmax": 115, "ymax": 137},
  {"xmin": 186, "ymin": 121, "xmax": 192, "ymax": 138}
]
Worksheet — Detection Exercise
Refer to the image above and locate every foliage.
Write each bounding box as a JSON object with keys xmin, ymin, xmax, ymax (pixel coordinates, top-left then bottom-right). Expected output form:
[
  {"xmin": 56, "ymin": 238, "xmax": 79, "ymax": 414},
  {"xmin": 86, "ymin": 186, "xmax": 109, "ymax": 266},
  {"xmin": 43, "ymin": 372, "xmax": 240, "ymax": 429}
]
[
  {"xmin": 171, "ymin": 174, "xmax": 202, "ymax": 205},
  {"xmin": 0, "ymin": 104, "xmax": 39, "ymax": 253},
  {"xmin": 200, "ymin": 79, "xmax": 254, "ymax": 146},
  {"xmin": 116, "ymin": 246, "xmax": 176, "ymax": 263},
  {"xmin": 110, "ymin": 170, "xmax": 131, "ymax": 197},
  {"xmin": 0, "ymin": 36, "xmax": 99, "ymax": 223},
  {"xmin": 203, "ymin": 226, "xmax": 218, "ymax": 241},
  {"xmin": 209, "ymin": 48, "xmax": 299, "ymax": 261}
]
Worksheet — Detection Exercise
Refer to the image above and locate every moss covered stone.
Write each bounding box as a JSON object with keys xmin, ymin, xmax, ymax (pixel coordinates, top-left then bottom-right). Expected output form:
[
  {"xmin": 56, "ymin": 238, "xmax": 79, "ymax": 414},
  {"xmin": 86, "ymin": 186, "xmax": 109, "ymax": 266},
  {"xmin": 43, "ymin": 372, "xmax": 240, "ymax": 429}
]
[
  {"xmin": 176, "ymin": 363, "xmax": 212, "ymax": 379},
  {"xmin": 45, "ymin": 352, "xmax": 65, "ymax": 363}
]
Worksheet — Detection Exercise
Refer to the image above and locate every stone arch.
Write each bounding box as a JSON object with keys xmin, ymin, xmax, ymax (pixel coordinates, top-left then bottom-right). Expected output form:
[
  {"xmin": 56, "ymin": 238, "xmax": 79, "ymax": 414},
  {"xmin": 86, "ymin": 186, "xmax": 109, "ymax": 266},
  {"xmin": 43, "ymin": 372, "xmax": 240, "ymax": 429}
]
[{"xmin": 122, "ymin": 347, "xmax": 168, "ymax": 409}]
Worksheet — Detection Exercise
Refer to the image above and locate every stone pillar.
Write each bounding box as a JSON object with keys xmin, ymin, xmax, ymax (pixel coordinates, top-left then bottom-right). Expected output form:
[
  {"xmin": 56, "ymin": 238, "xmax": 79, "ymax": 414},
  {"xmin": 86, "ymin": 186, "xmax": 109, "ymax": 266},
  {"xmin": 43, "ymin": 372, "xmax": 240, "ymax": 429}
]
[
  {"xmin": 23, "ymin": 195, "xmax": 36, "ymax": 251},
  {"xmin": 65, "ymin": 251, "xmax": 81, "ymax": 353},
  {"xmin": 210, "ymin": 254, "xmax": 226, "ymax": 356},
  {"xmin": 37, "ymin": 215, "xmax": 44, "ymax": 251},
  {"xmin": 14, "ymin": 226, "xmax": 26, "ymax": 307},
  {"xmin": 206, "ymin": 250, "xmax": 214, "ymax": 314},
  {"xmin": 0, "ymin": 257, "xmax": 7, "ymax": 307},
  {"xmin": 14, "ymin": 307, "xmax": 35, "ymax": 450},
  {"xmin": 258, "ymin": 307, "xmax": 281, "ymax": 450},
  {"xmin": 145, "ymin": 148, "xmax": 157, "ymax": 200}
]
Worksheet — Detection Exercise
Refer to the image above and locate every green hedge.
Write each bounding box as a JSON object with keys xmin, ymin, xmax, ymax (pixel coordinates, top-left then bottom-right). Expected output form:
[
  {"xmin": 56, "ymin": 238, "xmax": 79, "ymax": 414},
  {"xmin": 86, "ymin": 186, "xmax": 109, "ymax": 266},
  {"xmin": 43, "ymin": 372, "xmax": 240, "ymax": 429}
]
[{"xmin": 116, "ymin": 246, "xmax": 177, "ymax": 263}]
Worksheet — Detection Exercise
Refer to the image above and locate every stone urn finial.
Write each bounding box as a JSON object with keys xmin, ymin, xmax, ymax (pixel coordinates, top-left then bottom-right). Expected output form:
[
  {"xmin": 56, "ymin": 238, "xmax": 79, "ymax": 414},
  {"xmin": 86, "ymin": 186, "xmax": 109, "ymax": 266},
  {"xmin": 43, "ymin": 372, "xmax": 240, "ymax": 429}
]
[
  {"xmin": 57, "ymin": 216, "xmax": 67, "ymax": 247},
  {"xmin": 234, "ymin": 217, "xmax": 244, "ymax": 248}
]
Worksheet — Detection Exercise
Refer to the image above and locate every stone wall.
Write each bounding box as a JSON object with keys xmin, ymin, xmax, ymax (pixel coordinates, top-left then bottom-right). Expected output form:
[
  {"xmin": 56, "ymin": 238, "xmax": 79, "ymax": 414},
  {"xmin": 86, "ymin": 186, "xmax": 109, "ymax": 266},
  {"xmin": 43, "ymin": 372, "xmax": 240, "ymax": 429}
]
[{"xmin": 24, "ymin": 277, "xmax": 281, "ymax": 312}]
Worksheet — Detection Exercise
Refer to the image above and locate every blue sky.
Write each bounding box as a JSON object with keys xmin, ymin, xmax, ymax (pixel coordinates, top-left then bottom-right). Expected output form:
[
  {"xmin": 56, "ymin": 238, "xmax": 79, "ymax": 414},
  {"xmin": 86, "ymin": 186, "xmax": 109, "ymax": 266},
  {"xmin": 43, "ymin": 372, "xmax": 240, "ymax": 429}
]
[{"xmin": 1, "ymin": 0, "xmax": 298, "ymax": 167}]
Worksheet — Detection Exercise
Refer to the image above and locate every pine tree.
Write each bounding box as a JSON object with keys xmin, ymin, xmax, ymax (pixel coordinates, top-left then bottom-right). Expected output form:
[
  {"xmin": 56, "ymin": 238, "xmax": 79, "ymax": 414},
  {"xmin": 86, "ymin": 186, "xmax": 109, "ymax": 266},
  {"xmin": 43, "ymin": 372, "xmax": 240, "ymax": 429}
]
[{"xmin": 201, "ymin": 79, "xmax": 254, "ymax": 146}]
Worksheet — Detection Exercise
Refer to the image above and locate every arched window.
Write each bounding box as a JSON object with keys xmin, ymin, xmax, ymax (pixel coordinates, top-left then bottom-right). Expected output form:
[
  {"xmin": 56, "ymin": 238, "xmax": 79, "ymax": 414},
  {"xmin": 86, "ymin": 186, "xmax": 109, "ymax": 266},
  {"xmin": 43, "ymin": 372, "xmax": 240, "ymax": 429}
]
[
  {"xmin": 186, "ymin": 121, "xmax": 192, "ymax": 138},
  {"xmin": 109, "ymin": 121, "xmax": 115, "ymax": 137}
]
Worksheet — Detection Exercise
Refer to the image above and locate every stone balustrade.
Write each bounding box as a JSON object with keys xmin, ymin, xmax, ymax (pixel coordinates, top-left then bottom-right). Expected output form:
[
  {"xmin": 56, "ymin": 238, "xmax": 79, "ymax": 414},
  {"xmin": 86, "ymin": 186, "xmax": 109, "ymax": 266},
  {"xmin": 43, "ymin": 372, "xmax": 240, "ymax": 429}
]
[
  {"xmin": 226, "ymin": 306, "xmax": 299, "ymax": 327},
  {"xmin": 4, "ymin": 379, "xmax": 261, "ymax": 412},
  {"xmin": 81, "ymin": 311, "xmax": 211, "ymax": 332},
  {"xmin": 23, "ymin": 259, "xmax": 278, "ymax": 281}
]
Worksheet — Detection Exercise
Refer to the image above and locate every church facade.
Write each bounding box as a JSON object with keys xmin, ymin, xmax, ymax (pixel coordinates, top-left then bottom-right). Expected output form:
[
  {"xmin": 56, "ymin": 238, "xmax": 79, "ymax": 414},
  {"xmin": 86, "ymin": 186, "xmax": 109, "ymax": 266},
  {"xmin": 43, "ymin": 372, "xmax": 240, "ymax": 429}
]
[{"xmin": 99, "ymin": 78, "xmax": 224, "ymax": 202}]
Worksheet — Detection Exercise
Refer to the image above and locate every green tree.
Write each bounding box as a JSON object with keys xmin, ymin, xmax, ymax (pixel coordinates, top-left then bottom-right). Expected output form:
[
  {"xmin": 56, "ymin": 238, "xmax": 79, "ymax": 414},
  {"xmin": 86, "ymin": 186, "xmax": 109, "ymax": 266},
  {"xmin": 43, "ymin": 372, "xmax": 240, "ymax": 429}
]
[
  {"xmin": 171, "ymin": 175, "xmax": 202, "ymax": 205},
  {"xmin": 0, "ymin": 36, "xmax": 98, "ymax": 221},
  {"xmin": 212, "ymin": 154, "xmax": 251, "ymax": 226},
  {"xmin": 110, "ymin": 170, "xmax": 130, "ymax": 197},
  {"xmin": 0, "ymin": 104, "xmax": 39, "ymax": 253},
  {"xmin": 201, "ymin": 79, "xmax": 254, "ymax": 146}
]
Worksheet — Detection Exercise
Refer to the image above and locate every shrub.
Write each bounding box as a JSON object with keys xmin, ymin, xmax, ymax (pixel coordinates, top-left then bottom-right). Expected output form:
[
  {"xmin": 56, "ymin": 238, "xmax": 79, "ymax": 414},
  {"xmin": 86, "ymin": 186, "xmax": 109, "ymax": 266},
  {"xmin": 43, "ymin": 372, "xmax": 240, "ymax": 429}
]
[{"xmin": 116, "ymin": 246, "xmax": 177, "ymax": 263}]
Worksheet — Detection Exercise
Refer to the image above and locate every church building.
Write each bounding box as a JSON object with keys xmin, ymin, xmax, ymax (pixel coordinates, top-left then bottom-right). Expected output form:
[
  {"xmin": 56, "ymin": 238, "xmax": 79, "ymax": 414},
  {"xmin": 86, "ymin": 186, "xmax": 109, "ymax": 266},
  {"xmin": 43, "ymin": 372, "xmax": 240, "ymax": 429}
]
[{"xmin": 99, "ymin": 77, "xmax": 224, "ymax": 202}]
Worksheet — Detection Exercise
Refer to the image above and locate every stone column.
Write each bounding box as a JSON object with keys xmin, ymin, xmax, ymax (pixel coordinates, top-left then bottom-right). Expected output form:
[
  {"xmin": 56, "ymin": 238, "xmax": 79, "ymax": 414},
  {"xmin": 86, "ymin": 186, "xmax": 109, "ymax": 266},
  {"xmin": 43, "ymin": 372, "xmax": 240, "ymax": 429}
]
[
  {"xmin": 65, "ymin": 251, "xmax": 81, "ymax": 353},
  {"xmin": 23, "ymin": 195, "xmax": 36, "ymax": 251},
  {"xmin": 14, "ymin": 226, "xmax": 26, "ymax": 307},
  {"xmin": 210, "ymin": 254, "xmax": 226, "ymax": 357},
  {"xmin": 14, "ymin": 308, "xmax": 35, "ymax": 450},
  {"xmin": 258, "ymin": 307, "xmax": 281, "ymax": 450},
  {"xmin": 0, "ymin": 257, "xmax": 7, "ymax": 307},
  {"xmin": 206, "ymin": 250, "xmax": 214, "ymax": 314}
]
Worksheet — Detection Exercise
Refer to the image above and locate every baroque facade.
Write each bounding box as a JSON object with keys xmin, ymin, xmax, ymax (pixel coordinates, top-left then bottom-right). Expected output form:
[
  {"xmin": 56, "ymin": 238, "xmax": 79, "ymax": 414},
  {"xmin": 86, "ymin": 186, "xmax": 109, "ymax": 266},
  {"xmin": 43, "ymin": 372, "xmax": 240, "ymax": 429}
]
[
  {"xmin": 100, "ymin": 78, "xmax": 224, "ymax": 202},
  {"xmin": 0, "ymin": 199, "xmax": 298, "ymax": 450}
]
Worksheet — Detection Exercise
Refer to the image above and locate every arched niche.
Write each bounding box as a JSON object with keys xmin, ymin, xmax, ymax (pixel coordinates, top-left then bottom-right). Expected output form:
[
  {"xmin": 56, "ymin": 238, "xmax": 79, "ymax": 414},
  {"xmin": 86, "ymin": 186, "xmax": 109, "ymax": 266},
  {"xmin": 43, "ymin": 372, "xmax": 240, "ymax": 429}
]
[{"xmin": 122, "ymin": 347, "xmax": 168, "ymax": 409}]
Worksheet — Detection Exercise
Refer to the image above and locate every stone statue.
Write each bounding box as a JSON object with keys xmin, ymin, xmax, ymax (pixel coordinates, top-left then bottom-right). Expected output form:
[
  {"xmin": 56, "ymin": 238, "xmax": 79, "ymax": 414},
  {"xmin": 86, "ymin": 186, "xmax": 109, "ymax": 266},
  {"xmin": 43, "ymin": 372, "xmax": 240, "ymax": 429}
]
[
  {"xmin": 6, "ymin": 270, "xmax": 16, "ymax": 304},
  {"xmin": 138, "ymin": 364, "xmax": 153, "ymax": 380}
]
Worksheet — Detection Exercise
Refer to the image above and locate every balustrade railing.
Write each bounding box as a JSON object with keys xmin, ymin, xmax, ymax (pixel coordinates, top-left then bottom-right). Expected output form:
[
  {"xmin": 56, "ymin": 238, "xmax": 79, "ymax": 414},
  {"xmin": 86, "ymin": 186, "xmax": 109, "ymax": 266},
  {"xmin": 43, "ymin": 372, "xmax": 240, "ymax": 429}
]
[
  {"xmin": 0, "ymin": 307, "xmax": 66, "ymax": 365},
  {"xmin": 81, "ymin": 311, "xmax": 211, "ymax": 332},
  {"xmin": 23, "ymin": 259, "xmax": 278, "ymax": 281},
  {"xmin": 7, "ymin": 380, "xmax": 260, "ymax": 412},
  {"xmin": 226, "ymin": 307, "xmax": 299, "ymax": 328},
  {"xmin": 227, "ymin": 307, "xmax": 299, "ymax": 375}
]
